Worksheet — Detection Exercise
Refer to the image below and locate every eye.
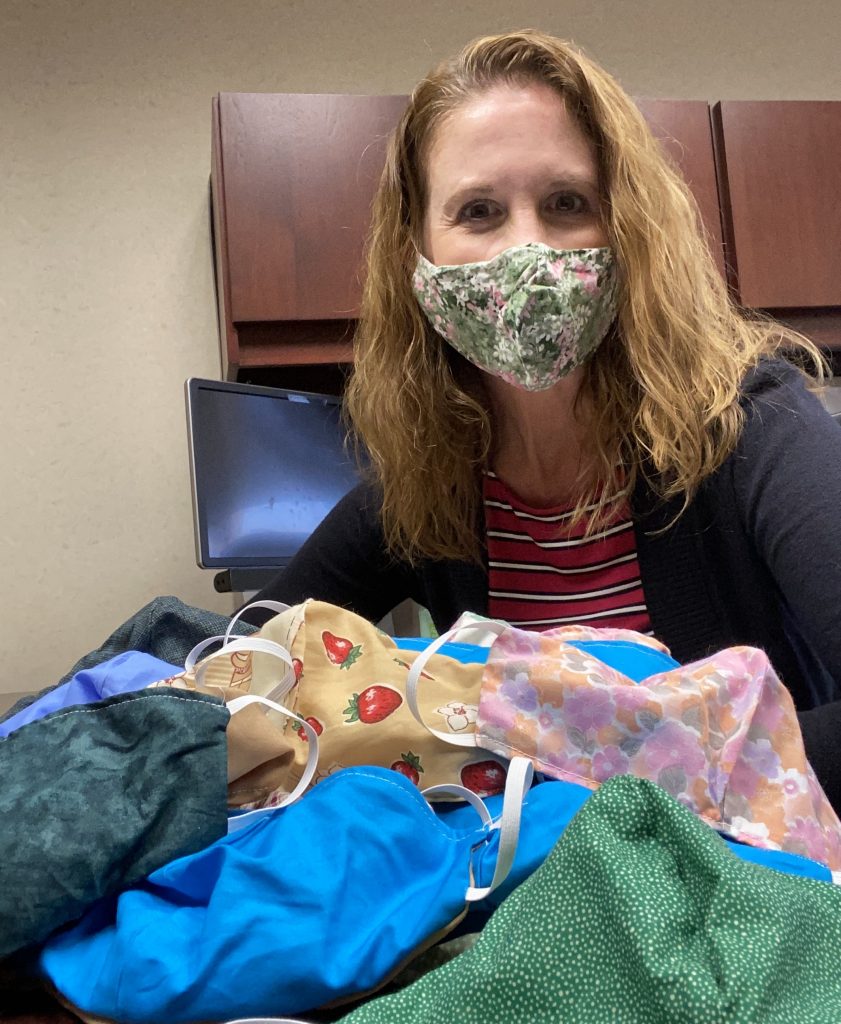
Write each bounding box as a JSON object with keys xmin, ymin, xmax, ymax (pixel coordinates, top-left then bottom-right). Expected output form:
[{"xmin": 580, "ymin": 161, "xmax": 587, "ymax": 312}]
[
  {"xmin": 547, "ymin": 192, "xmax": 589, "ymax": 215},
  {"xmin": 457, "ymin": 199, "xmax": 501, "ymax": 224}
]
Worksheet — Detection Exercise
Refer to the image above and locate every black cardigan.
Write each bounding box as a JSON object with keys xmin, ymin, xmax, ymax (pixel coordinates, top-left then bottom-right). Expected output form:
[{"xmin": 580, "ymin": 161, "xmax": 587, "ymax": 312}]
[{"xmin": 243, "ymin": 361, "xmax": 841, "ymax": 797}]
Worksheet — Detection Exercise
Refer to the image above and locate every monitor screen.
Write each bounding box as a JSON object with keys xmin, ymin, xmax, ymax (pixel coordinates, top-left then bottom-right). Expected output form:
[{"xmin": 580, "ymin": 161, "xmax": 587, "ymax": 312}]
[{"xmin": 185, "ymin": 378, "xmax": 363, "ymax": 569}]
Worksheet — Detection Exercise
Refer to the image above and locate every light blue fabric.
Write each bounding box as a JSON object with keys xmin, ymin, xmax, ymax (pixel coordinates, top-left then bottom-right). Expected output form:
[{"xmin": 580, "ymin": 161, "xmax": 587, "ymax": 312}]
[
  {"xmin": 721, "ymin": 836, "xmax": 831, "ymax": 882},
  {"xmin": 0, "ymin": 652, "xmax": 180, "ymax": 739},
  {"xmin": 392, "ymin": 635, "xmax": 680, "ymax": 681},
  {"xmin": 39, "ymin": 766, "xmax": 491, "ymax": 1023},
  {"xmin": 566, "ymin": 639, "xmax": 680, "ymax": 682},
  {"xmin": 393, "ymin": 636, "xmax": 490, "ymax": 663},
  {"xmin": 444, "ymin": 781, "xmax": 831, "ymax": 899}
]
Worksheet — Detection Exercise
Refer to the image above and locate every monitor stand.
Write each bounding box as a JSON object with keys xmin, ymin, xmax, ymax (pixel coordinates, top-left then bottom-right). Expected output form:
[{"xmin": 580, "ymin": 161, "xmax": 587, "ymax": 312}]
[{"xmin": 213, "ymin": 567, "xmax": 281, "ymax": 594}]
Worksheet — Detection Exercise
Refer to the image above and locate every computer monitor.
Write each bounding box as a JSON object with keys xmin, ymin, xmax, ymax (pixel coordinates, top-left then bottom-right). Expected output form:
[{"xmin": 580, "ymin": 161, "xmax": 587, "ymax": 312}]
[{"xmin": 185, "ymin": 378, "xmax": 363, "ymax": 586}]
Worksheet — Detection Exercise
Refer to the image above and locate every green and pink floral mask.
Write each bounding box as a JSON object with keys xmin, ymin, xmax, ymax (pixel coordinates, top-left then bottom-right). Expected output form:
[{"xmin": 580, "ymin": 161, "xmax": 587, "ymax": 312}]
[{"xmin": 412, "ymin": 243, "xmax": 619, "ymax": 391}]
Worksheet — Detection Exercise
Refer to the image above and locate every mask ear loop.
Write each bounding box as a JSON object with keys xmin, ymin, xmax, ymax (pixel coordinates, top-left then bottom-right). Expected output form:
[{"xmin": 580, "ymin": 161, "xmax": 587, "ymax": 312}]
[
  {"xmin": 428, "ymin": 756, "xmax": 531, "ymax": 903},
  {"xmin": 421, "ymin": 783, "xmax": 493, "ymax": 827},
  {"xmin": 465, "ymin": 755, "xmax": 533, "ymax": 901},
  {"xmin": 181, "ymin": 631, "xmax": 314, "ymax": 835},
  {"xmin": 406, "ymin": 619, "xmax": 530, "ymax": 903},
  {"xmin": 224, "ymin": 600, "xmax": 291, "ymax": 645},
  {"xmin": 405, "ymin": 618, "xmax": 507, "ymax": 746},
  {"xmin": 182, "ymin": 601, "xmax": 292, "ymax": 672},
  {"xmin": 423, "ymin": 757, "xmax": 532, "ymax": 902},
  {"xmin": 183, "ymin": 634, "xmax": 229, "ymax": 670},
  {"xmin": 221, "ymin": 1019, "xmax": 311, "ymax": 1024},
  {"xmin": 184, "ymin": 634, "xmax": 296, "ymax": 704},
  {"xmin": 224, "ymin": 692, "xmax": 319, "ymax": 834}
]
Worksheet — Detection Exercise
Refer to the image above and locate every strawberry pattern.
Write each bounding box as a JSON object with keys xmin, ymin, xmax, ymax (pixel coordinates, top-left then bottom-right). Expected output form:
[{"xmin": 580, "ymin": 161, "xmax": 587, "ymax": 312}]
[
  {"xmin": 390, "ymin": 751, "xmax": 424, "ymax": 786},
  {"xmin": 460, "ymin": 758, "xmax": 507, "ymax": 797},
  {"xmin": 343, "ymin": 686, "xmax": 403, "ymax": 724},
  {"xmin": 322, "ymin": 631, "xmax": 363, "ymax": 669},
  {"xmin": 153, "ymin": 602, "xmax": 841, "ymax": 873},
  {"xmin": 224, "ymin": 599, "xmax": 487, "ymax": 807}
]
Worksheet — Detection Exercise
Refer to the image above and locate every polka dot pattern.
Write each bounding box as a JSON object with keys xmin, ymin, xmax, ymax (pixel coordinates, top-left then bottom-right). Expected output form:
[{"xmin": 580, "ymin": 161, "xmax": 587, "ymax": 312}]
[{"xmin": 338, "ymin": 775, "xmax": 841, "ymax": 1023}]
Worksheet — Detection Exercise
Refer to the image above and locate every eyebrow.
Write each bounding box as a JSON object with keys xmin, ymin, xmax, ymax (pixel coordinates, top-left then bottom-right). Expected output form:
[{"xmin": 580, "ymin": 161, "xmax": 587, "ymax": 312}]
[{"xmin": 438, "ymin": 175, "xmax": 600, "ymax": 219}]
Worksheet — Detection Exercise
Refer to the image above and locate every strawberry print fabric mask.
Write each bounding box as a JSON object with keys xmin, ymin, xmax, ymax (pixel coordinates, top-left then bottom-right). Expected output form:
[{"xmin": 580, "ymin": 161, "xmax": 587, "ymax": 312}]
[
  {"xmin": 159, "ymin": 599, "xmax": 501, "ymax": 806},
  {"xmin": 412, "ymin": 243, "xmax": 619, "ymax": 391}
]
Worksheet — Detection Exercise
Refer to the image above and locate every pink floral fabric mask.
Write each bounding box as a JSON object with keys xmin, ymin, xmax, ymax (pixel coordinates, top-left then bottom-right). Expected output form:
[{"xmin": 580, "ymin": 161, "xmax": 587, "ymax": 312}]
[
  {"xmin": 412, "ymin": 243, "xmax": 618, "ymax": 391},
  {"xmin": 407, "ymin": 616, "xmax": 841, "ymax": 870}
]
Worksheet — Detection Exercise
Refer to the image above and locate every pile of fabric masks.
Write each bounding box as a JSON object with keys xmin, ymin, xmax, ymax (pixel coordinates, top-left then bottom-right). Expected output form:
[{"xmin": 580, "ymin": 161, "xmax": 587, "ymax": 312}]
[{"xmin": 2, "ymin": 596, "xmax": 841, "ymax": 1024}]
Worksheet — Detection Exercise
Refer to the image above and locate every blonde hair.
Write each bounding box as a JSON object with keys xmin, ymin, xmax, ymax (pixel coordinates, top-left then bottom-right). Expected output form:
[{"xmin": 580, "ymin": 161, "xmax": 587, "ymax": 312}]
[{"xmin": 346, "ymin": 29, "xmax": 824, "ymax": 564}]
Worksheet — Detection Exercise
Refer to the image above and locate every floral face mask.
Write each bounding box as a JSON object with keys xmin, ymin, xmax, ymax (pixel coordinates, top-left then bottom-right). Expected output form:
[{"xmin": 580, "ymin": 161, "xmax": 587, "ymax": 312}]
[{"xmin": 412, "ymin": 243, "xmax": 619, "ymax": 391}]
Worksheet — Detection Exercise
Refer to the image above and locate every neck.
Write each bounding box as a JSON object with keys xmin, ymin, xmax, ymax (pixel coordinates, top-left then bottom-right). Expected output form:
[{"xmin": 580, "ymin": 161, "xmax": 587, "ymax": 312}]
[{"xmin": 485, "ymin": 369, "xmax": 595, "ymax": 507}]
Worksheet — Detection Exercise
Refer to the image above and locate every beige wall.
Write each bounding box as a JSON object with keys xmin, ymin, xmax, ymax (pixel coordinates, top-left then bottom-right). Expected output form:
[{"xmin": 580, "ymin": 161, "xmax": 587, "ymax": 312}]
[{"xmin": 2, "ymin": 0, "xmax": 840, "ymax": 695}]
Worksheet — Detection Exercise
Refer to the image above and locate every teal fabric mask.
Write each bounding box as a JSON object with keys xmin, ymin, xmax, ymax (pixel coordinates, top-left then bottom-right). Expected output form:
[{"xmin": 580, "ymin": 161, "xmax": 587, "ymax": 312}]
[{"xmin": 412, "ymin": 243, "xmax": 618, "ymax": 391}]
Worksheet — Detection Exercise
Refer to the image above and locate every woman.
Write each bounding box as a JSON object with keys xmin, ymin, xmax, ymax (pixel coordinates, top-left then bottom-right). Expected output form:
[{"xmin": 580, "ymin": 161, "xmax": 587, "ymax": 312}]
[{"xmin": 243, "ymin": 31, "xmax": 841, "ymax": 786}]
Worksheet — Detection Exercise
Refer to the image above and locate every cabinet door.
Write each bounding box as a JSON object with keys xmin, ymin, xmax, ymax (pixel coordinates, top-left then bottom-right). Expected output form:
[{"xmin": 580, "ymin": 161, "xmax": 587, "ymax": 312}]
[
  {"xmin": 712, "ymin": 101, "xmax": 841, "ymax": 308},
  {"xmin": 635, "ymin": 100, "xmax": 725, "ymax": 279},
  {"xmin": 212, "ymin": 93, "xmax": 407, "ymax": 379}
]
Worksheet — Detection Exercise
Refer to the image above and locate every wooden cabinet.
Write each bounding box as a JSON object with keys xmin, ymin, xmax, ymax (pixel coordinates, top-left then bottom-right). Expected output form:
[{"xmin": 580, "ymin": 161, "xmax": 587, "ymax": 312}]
[
  {"xmin": 712, "ymin": 101, "xmax": 841, "ymax": 352},
  {"xmin": 211, "ymin": 93, "xmax": 407, "ymax": 387},
  {"xmin": 211, "ymin": 94, "xmax": 732, "ymax": 383},
  {"xmin": 712, "ymin": 101, "xmax": 841, "ymax": 308},
  {"xmin": 634, "ymin": 100, "xmax": 726, "ymax": 279}
]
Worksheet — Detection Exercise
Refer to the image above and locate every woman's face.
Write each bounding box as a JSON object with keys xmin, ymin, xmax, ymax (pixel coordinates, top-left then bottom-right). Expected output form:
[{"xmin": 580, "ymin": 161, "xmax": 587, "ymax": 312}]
[{"xmin": 422, "ymin": 82, "xmax": 608, "ymax": 266}]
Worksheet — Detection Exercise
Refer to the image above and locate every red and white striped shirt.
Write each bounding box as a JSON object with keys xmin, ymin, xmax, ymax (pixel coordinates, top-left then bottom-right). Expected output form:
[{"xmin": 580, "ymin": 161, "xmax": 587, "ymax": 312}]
[{"xmin": 484, "ymin": 471, "xmax": 652, "ymax": 633}]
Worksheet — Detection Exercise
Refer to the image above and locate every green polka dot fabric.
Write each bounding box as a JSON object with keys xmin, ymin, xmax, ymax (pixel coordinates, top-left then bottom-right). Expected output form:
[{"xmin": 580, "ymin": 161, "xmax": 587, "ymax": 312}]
[{"xmin": 338, "ymin": 775, "xmax": 841, "ymax": 1024}]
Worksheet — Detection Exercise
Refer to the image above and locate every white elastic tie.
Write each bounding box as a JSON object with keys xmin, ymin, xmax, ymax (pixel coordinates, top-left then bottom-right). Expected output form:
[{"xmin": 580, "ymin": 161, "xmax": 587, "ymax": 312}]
[
  {"xmin": 222, "ymin": 1019, "xmax": 311, "ymax": 1024},
  {"xmin": 405, "ymin": 618, "xmax": 506, "ymax": 747},
  {"xmin": 225, "ymin": 693, "xmax": 318, "ymax": 834},
  {"xmin": 183, "ymin": 634, "xmax": 228, "ymax": 672},
  {"xmin": 186, "ymin": 636, "xmax": 296, "ymax": 703},
  {"xmin": 183, "ymin": 601, "xmax": 292, "ymax": 674},
  {"xmin": 422, "ymin": 783, "xmax": 493, "ymax": 827},
  {"xmin": 465, "ymin": 755, "xmax": 533, "ymax": 903},
  {"xmin": 224, "ymin": 600, "xmax": 291, "ymax": 644}
]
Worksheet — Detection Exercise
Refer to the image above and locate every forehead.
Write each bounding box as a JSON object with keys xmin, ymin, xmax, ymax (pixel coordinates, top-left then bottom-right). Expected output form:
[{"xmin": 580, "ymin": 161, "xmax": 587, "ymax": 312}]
[{"xmin": 423, "ymin": 82, "xmax": 599, "ymax": 202}]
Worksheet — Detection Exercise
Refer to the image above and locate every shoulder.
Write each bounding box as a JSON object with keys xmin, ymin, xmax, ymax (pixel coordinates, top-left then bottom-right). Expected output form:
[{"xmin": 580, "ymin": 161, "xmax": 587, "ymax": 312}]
[
  {"xmin": 323, "ymin": 478, "xmax": 383, "ymax": 531},
  {"xmin": 340, "ymin": 477, "xmax": 383, "ymax": 510},
  {"xmin": 713, "ymin": 356, "xmax": 841, "ymax": 500},
  {"xmin": 739, "ymin": 356, "xmax": 814, "ymax": 405},
  {"xmin": 735, "ymin": 356, "xmax": 830, "ymax": 444}
]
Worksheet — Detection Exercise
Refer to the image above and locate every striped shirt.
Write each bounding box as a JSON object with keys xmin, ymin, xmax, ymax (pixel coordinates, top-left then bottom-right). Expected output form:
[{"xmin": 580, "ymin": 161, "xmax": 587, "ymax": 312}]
[{"xmin": 484, "ymin": 471, "xmax": 652, "ymax": 633}]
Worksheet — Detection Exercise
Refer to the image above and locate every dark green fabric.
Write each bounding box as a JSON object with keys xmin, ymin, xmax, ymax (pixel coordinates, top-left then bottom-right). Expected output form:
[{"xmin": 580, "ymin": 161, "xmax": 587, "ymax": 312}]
[
  {"xmin": 1, "ymin": 596, "xmax": 255, "ymax": 722},
  {"xmin": 340, "ymin": 775, "xmax": 841, "ymax": 1024},
  {"xmin": 0, "ymin": 688, "xmax": 229, "ymax": 958}
]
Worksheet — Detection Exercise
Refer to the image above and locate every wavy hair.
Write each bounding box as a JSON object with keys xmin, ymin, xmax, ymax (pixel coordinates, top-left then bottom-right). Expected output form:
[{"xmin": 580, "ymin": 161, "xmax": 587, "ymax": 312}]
[{"xmin": 345, "ymin": 29, "xmax": 824, "ymax": 564}]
